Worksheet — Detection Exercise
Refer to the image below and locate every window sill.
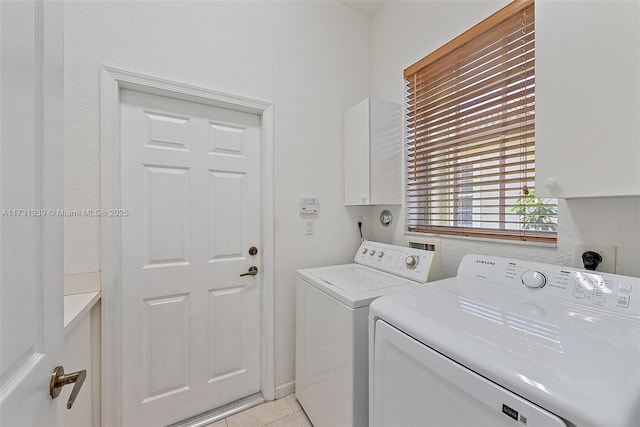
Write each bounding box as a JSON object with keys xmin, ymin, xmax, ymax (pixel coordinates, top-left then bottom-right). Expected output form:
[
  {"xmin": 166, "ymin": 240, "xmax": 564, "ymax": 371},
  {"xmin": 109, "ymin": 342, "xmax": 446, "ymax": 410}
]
[{"xmin": 404, "ymin": 231, "xmax": 558, "ymax": 248}]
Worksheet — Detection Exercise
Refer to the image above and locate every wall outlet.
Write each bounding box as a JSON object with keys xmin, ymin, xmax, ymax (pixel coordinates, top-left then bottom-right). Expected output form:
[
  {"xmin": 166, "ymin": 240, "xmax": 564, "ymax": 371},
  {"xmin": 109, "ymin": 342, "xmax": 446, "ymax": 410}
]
[
  {"xmin": 570, "ymin": 242, "xmax": 616, "ymax": 273},
  {"xmin": 354, "ymin": 216, "xmax": 364, "ymax": 232}
]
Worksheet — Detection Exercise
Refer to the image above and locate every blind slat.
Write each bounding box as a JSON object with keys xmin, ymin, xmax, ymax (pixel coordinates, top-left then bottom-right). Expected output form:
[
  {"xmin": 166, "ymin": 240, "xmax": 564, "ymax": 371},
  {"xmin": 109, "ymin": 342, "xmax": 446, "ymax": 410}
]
[
  {"xmin": 410, "ymin": 52, "xmax": 535, "ymax": 115},
  {"xmin": 417, "ymin": 103, "xmax": 535, "ymax": 142},
  {"xmin": 411, "ymin": 158, "xmax": 535, "ymax": 182},
  {"xmin": 407, "ymin": 89, "xmax": 533, "ymax": 133},
  {"xmin": 412, "ymin": 29, "xmax": 535, "ymax": 94},
  {"xmin": 414, "ymin": 167, "xmax": 536, "ymax": 187},
  {"xmin": 410, "ymin": 69, "xmax": 535, "ymax": 122},
  {"xmin": 413, "ymin": 120, "xmax": 534, "ymax": 155},
  {"xmin": 410, "ymin": 128, "xmax": 535, "ymax": 164}
]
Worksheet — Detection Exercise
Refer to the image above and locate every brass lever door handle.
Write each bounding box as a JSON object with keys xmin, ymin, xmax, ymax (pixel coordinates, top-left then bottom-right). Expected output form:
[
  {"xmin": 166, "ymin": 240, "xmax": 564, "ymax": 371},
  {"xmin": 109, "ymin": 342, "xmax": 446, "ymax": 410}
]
[
  {"xmin": 240, "ymin": 266, "xmax": 258, "ymax": 277},
  {"xmin": 50, "ymin": 366, "xmax": 86, "ymax": 409}
]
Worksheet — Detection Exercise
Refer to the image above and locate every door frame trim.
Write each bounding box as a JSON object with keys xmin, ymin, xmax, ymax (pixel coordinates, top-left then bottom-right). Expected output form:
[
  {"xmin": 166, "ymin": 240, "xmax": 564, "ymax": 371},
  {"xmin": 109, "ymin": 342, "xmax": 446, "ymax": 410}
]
[{"xmin": 99, "ymin": 66, "xmax": 275, "ymax": 426}]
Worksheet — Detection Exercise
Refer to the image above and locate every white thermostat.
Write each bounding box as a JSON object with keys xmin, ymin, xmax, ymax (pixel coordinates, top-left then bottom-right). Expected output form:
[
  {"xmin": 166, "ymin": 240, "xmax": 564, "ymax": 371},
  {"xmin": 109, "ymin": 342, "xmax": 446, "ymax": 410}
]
[{"xmin": 299, "ymin": 196, "xmax": 319, "ymax": 214}]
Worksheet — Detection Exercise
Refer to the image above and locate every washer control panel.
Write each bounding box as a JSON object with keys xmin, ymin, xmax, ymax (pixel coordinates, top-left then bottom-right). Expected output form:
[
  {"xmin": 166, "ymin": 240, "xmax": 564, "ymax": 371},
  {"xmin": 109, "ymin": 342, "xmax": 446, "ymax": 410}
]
[
  {"xmin": 354, "ymin": 241, "xmax": 443, "ymax": 283},
  {"xmin": 458, "ymin": 254, "xmax": 640, "ymax": 315}
]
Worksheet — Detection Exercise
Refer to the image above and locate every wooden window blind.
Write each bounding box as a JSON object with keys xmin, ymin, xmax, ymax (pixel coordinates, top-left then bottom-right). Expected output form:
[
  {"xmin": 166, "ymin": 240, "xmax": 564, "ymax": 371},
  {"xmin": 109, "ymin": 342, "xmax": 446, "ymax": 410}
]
[{"xmin": 405, "ymin": 0, "xmax": 557, "ymax": 242}]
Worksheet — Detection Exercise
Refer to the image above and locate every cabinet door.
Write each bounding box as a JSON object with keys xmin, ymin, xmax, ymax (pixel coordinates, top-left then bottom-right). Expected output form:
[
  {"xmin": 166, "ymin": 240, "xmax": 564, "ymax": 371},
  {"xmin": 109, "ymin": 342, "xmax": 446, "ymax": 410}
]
[
  {"xmin": 370, "ymin": 99, "xmax": 402, "ymax": 205},
  {"xmin": 344, "ymin": 98, "xmax": 401, "ymax": 206},
  {"xmin": 344, "ymin": 100, "xmax": 371, "ymax": 205},
  {"xmin": 536, "ymin": 1, "xmax": 640, "ymax": 198}
]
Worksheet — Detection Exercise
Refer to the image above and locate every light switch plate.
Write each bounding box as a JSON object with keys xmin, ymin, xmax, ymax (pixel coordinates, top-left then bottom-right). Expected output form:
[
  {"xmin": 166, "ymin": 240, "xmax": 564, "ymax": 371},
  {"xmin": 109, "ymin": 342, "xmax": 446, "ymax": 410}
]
[{"xmin": 570, "ymin": 242, "xmax": 616, "ymax": 273}]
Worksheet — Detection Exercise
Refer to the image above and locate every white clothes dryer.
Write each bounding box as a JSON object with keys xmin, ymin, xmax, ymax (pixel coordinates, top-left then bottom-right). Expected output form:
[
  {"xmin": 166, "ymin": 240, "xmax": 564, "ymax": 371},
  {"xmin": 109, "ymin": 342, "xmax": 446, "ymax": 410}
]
[
  {"xmin": 295, "ymin": 241, "xmax": 443, "ymax": 427},
  {"xmin": 370, "ymin": 254, "xmax": 640, "ymax": 427}
]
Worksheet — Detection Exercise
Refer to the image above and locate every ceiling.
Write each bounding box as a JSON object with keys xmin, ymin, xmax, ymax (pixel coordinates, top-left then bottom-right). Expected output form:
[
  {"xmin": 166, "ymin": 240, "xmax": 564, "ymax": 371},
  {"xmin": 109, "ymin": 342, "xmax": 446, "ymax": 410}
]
[{"xmin": 339, "ymin": 0, "xmax": 387, "ymax": 18}]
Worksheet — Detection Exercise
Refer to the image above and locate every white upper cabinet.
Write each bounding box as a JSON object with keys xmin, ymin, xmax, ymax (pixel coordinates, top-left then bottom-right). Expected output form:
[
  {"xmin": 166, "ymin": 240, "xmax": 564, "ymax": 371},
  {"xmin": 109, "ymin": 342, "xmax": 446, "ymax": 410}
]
[
  {"xmin": 344, "ymin": 98, "xmax": 402, "ymax": 205},
  {"xmin": 536, "ymin": 1, "xmax": 640, "ymax": 198}
]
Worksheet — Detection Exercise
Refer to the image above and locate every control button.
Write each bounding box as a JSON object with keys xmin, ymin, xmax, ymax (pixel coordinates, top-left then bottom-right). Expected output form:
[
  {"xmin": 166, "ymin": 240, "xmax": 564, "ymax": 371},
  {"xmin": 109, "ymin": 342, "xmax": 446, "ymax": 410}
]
[
  {"xmin": 521, "ymin": 270, "xmax": 546, "ymax": 288},
  {"xmin": 378, "ymin": 252, "xmax": 384, "ymax": 258},
  {"xmin": 592, "ymin": 297, "xmax": 606, "ymax": 305},
  {"xmin": 619, "ymin": 283, "xmax": 633, "ymax": 293},
  {"xmin": 617, "ymin": 294, "xmax": 630, "ymax": 308},
  {"xmin": 405, "ymin": 255, "xmax": 419, "ymax": 269},
  {"xmin": 369, "ymin": 249, "xmax": 376, "ymax": 256},
  {"xmin": 361, "ymin": 248, "xmax": 368, "ymax": 254}
]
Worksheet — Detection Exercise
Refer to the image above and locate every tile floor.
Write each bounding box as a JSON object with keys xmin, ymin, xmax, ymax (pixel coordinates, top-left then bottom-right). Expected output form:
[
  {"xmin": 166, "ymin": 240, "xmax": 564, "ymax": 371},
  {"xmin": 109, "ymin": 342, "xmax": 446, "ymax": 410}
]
[{"xmin": 205, "ymin": 394, "xmax": 312, "ymax": 427}]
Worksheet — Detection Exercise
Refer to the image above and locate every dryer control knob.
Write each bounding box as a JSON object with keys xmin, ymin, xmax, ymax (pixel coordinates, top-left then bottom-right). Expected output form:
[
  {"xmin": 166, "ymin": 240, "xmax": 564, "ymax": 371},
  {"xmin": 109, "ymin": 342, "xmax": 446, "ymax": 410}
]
[
  {"xmin": 369, "ymin": 249, "xmax": 376, "ymax": 256},
  {"xmin": 405, "ymin": 255, "xmax": 419, "ymax": 268},
  {"xmin": 521, "ymin": 270, "xmax": 547, "ymax": 288},
  {"xmin": 361, "ymin": 248, "xmax": 368, "ymax": 254}
]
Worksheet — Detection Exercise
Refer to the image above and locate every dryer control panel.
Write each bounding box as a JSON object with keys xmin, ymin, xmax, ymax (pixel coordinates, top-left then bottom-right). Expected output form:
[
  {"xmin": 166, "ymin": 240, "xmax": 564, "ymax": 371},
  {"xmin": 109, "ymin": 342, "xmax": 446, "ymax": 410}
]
[
  {"xmin": 458, "ymin": 254, "xmax": 640, "ymax": 316},
  {"xmin": 354, "ymin": 241, "xmax": 444, "ymax": 283}
]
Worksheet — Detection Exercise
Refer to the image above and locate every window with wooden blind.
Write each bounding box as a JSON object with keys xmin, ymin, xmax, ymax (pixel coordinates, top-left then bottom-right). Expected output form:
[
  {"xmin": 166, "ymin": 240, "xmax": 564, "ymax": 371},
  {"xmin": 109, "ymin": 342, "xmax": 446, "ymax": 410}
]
[{"xmin": 405, "ymin": 0, "xmax": 557, "ymax": 242}]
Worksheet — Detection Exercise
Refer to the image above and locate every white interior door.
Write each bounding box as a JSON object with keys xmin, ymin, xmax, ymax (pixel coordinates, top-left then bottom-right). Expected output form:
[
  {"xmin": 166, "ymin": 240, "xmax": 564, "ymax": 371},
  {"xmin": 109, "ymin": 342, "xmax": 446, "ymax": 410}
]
[
  {"xmin": 119, "ymin": 89, "xmax": 262, "ymax": 426},
  {"xmin": 0, "ymin": 0, "xmax": 64, "ymax": 425}
]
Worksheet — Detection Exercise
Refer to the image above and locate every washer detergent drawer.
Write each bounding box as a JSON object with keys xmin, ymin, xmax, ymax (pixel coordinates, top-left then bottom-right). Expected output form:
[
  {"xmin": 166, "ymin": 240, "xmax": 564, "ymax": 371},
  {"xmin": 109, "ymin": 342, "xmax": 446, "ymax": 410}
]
[{"xmin": 371, "ymin": 320, "xmax": 567, "ymax": 427}]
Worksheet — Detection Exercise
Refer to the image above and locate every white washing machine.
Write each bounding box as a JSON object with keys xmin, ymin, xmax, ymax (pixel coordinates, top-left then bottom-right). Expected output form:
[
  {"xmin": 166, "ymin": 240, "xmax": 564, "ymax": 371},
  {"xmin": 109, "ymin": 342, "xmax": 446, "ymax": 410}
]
[
  {"xmin": 370, "ymin": 254, "xmax": 640, "ymax": 427},
  {"xmin": 295, "ymin": 241, "xmax": 443, "ymax": 427}
]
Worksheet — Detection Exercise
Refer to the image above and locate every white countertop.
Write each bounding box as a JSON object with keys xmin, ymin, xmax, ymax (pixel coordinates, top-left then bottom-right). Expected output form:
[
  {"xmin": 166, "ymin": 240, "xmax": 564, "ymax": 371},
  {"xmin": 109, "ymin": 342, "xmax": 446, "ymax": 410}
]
[{"xmin": 64, "ymin": 291, "xmax": 101, "ymax": 334}]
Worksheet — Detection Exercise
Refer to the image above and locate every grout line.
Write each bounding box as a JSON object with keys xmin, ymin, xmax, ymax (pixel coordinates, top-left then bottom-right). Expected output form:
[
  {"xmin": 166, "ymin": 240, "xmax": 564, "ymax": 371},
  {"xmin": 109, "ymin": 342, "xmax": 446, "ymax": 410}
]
[
  {"xmin": 223, "ymin": 397, "xmax": 299, "ymax": 427},
  {"xmin": 294, "ymin": 409, "xmax": 311, "ymax": 427},
  {"xmin": 283, "ymin": 394, "xmax": 295, "ymax": 413},
  {"xmin": 261, "ymin": 412, "xmax": 301, "ymax": 427}
]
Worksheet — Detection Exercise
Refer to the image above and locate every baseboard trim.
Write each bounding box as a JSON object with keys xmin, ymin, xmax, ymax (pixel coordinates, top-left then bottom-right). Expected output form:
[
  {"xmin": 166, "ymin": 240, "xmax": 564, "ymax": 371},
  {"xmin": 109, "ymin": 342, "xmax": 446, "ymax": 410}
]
[{"xmin": 274, "ymin": 381, "xmax": 295, "ymax": 400}]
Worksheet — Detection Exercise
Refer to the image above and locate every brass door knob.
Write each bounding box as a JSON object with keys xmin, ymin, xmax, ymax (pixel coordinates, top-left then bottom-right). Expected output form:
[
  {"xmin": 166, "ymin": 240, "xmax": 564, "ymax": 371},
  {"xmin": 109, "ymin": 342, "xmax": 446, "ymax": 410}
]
[
  {"xmin": 249, "ymin": 246, "xmax": 258, "ymax": 255},
  {"xmin": 50, "ymin": 366, "xmax": 86, "ymax": 409},
  {"xmin": 240, "ymin": 266, "xmax": 258, "ymax": 277}
]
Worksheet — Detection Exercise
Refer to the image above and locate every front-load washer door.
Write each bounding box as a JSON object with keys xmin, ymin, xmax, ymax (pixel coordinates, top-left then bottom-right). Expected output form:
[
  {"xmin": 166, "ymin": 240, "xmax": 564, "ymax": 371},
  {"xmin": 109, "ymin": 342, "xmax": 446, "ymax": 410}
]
[{"xmin": 371, "ymin": 320, "xmax": 567, "ymax": 427}]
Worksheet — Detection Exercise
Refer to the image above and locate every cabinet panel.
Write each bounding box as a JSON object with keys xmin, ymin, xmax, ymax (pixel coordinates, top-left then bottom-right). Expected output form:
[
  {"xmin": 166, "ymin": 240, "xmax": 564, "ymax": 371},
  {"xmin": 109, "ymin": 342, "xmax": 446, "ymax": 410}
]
[
  {"xmin": 536, "ymin": 1, "xmax": 640, "ymax": 198},
  {"xmin": 344, "ymin": 98, "xmax": 401, "ymax": 205},
  {"xmin": 370, "ymin": 99, "xmax": 402, "ymax": 205},
  {"xmin": 344, "ymin": 100, "xmax": 371, "ymax": 205}
]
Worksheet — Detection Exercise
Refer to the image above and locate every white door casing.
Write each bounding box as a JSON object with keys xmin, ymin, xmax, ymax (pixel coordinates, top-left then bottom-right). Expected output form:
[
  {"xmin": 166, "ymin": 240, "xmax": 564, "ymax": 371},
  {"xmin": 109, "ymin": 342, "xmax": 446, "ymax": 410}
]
[
  {"xmin": 0, "ymin": 1, "xmax": 64, "ymax": 425},
  {"xmin": 100, "ymin": 68, "xmax": 275, "ymax": 426}
]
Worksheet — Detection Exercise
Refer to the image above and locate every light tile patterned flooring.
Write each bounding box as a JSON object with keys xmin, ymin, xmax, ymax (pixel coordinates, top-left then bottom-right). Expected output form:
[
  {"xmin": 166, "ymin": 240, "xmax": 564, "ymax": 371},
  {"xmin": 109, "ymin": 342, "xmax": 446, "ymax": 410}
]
[{"xmin": 205, "ymin": 394, "xmax": 313, "ymax": 427}]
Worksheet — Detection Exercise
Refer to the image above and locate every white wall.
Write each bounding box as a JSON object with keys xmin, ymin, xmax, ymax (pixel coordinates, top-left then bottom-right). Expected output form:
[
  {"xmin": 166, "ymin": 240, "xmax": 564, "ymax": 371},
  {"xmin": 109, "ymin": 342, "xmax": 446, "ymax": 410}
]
[
  {"xmin": 370, "ymin": 0, "xmax": 640, "ymax": 278},
  {"xmin": 64, "ymin": 0, "xmax": 371, "ymax": 394}
]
